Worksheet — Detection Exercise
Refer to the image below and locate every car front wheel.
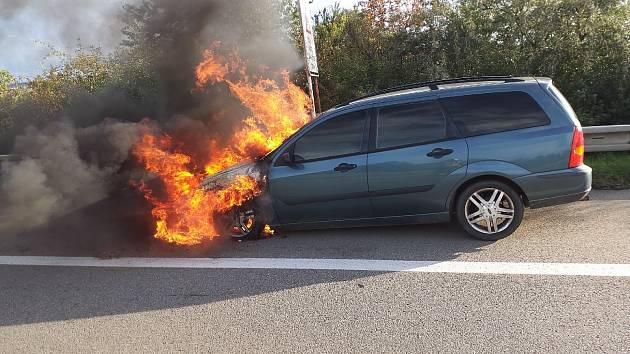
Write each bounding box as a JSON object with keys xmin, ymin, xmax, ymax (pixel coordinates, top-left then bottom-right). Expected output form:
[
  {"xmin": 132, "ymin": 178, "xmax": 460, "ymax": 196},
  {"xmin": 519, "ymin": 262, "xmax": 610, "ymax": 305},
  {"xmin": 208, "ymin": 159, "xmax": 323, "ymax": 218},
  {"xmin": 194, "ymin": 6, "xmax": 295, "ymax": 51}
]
[
  {"xmin": 214, "ymin": 202, "xmax": 264, "ymax": 240},
  {"xmin": 455, "ymin": 180, "xmax": 524, "ymax": 241}
]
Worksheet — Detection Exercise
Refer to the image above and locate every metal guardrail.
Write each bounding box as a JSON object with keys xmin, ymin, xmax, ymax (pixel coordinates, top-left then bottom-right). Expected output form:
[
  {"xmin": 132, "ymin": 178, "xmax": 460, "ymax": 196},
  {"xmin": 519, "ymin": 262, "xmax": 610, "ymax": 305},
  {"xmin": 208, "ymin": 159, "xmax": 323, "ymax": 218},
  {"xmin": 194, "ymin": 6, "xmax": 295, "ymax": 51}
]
[{"xmin": 583, "ymin": 125, "xmax": 630, "ymax": 152}]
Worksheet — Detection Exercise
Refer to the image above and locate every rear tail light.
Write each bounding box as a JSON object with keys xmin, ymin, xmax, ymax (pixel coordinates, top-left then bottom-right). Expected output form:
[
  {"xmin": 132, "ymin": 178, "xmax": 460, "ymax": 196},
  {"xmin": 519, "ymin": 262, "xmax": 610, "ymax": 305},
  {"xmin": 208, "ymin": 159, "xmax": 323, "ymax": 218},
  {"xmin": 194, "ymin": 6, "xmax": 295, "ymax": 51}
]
[{"xmin": 569, "ymin": 126, "xmax": 584, "ymax": 168}]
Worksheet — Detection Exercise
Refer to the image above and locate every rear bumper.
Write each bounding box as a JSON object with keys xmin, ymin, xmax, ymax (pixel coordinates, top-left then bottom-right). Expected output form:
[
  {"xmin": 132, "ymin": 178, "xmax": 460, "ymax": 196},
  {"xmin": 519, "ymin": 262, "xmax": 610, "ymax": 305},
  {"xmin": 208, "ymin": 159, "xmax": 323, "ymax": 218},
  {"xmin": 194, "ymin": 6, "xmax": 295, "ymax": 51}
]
[
  {"xmin": 515, "ymin": 165, "xmax": 592, "ymax": 208},
  {"xmin": 528, "ymin": 189, "xmax": 591, "ymax": 208}
]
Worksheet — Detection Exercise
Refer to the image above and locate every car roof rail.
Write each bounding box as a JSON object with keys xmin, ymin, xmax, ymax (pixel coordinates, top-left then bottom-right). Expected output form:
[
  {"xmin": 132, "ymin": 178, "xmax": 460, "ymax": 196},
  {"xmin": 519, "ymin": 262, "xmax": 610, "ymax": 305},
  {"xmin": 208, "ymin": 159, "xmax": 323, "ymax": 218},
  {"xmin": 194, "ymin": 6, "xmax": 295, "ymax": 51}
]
[{"xmin": 334, "ymin": 75, "xmax": 524, "ymax": 108}]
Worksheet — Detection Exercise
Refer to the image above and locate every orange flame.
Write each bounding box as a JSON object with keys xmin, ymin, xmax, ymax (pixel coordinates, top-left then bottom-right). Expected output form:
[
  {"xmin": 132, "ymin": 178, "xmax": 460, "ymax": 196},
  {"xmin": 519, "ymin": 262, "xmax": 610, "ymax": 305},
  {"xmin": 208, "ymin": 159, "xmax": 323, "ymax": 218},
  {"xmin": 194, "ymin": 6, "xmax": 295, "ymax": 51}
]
[
  {"xmin": 196, "ymin": 46, "xmax": 311, "ymax": 175},
  {"xmin": 133, "ymin": 44, "xmax": 311, "ymax": 245}
]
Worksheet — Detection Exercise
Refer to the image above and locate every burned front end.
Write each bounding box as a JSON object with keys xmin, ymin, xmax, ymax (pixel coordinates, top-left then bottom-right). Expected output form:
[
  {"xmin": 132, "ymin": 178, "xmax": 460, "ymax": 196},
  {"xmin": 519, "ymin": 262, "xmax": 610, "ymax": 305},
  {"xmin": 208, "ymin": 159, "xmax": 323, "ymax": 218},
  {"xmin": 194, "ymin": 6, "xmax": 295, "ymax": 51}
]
[
  {"xmin": 200, "ymin": 161, "xmax": 266, "ymax": 192},
  {"xmin": 200, "ymin": 160, "xmax": 274, "ymax": 237}
]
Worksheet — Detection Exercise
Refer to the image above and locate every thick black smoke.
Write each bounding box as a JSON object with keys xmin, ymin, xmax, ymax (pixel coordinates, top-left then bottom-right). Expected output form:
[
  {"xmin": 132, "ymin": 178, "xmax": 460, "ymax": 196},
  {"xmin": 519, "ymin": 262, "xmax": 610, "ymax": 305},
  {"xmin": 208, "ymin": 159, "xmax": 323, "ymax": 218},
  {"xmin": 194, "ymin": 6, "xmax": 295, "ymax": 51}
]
[
  {"xmin": 121, "ymin": 0, "xmax": 301, "ymax": 122},
  {"xmin": 0, "ymin": 0, "xmax": 301, "ymax": 233}
]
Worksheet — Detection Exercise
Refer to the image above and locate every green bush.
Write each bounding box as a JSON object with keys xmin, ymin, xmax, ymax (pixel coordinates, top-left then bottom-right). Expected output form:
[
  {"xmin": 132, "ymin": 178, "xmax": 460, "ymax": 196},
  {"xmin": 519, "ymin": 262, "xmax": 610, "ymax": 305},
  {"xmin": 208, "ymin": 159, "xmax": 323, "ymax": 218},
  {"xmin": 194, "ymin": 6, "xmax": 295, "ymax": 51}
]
[{"xmin": 585, "ymin": 152, "xmax": 630, "ymax": 189}]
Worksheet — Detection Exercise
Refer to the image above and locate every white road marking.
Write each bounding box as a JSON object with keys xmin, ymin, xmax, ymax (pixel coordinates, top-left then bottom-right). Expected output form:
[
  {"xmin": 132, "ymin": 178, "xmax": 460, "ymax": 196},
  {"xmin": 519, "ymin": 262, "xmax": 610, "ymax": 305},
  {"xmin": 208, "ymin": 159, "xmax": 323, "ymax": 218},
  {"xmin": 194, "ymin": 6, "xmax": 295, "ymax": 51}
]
[{"xmin": 0, "ymin": 256, "xmax": 629, "ymax": 277}]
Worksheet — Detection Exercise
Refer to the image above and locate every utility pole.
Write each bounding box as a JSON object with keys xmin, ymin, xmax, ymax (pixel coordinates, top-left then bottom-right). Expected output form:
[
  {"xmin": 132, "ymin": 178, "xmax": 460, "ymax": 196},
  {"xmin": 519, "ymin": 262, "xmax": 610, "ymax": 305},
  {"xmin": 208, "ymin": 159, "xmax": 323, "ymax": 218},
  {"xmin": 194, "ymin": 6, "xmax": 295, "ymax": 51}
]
[{"xmin": 297, "ymin": 0, "xmax": 321, "ymax": 117}]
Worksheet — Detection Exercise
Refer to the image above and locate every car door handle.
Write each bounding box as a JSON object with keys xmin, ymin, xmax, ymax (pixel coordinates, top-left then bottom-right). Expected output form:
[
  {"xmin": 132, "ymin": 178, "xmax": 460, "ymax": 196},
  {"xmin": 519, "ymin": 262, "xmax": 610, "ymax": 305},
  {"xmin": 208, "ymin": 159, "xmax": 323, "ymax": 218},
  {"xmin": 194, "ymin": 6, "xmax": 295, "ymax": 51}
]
[
  {"xmin": 427, "ymin": 148, "xmax": 454, "ymax": 158},
  {"xmin": 334, "ymin": 163, "xmax": 357, "ymax": 172}
]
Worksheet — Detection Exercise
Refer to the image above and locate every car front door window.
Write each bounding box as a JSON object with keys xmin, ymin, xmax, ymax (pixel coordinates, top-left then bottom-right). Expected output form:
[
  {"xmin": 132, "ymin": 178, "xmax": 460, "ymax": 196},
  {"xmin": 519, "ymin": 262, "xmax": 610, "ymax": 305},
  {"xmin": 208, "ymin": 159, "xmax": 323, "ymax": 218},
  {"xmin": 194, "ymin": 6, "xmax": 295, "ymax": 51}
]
[{"xmin": 293, "ymin": 110, "xmax": 367, "ymax": 162}]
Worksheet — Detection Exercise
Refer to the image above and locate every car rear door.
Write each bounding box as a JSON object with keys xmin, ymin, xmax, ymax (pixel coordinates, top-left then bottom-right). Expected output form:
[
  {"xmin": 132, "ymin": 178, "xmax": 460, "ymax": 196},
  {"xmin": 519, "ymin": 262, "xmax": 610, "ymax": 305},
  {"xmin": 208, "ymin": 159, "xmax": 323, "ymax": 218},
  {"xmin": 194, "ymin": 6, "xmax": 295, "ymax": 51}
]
[
  {"xmin": 367, "ymin": 100, "xmax": 468, "ymax": 216},
  {"xmin": 268, "ymin": 110, "xmax": 371, "ymax": 225}
]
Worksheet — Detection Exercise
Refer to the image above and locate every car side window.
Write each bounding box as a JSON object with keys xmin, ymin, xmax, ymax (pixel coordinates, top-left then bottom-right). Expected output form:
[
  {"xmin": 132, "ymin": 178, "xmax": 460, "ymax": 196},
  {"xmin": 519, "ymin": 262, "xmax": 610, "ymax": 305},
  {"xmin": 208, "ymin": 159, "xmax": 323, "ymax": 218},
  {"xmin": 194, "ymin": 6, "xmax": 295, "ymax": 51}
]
[
  {"xmin": 441, "ymin": 91, "xmax": 551, "ymax": 137},
  {"xmin": 376, "ymin": 101, "xmax": 446, "ymax": 149},
  {"xmin": 293, "ymin": 110, "xmax": 367, "ymax": 162}
]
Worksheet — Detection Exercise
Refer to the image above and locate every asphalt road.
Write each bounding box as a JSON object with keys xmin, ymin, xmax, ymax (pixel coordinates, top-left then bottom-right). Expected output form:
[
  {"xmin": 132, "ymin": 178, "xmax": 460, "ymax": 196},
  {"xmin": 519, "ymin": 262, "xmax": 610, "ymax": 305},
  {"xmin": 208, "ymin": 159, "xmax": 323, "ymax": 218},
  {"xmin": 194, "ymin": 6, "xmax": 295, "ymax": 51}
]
[{"xmin": 0, "ymin": 190, "xmax": 629, "ymax": 352}]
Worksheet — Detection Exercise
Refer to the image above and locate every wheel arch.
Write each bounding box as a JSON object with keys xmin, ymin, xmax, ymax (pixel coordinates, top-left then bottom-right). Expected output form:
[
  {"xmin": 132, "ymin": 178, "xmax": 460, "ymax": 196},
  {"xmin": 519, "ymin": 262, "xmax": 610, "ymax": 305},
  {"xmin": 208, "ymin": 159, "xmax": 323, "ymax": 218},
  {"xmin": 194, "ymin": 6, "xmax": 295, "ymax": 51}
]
[{"xmin": 448, "ymin": 175, "xmax": 529, "ymax": 213}]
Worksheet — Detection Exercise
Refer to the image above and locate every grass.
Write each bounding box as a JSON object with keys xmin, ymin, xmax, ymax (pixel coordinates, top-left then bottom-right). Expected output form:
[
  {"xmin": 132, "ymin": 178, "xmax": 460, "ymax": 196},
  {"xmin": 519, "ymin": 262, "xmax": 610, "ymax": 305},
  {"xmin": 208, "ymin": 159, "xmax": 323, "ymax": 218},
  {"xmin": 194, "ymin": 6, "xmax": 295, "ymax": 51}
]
[{"xmin": 585, "ymin": 151, "xmax": 630, "ymax": 189}]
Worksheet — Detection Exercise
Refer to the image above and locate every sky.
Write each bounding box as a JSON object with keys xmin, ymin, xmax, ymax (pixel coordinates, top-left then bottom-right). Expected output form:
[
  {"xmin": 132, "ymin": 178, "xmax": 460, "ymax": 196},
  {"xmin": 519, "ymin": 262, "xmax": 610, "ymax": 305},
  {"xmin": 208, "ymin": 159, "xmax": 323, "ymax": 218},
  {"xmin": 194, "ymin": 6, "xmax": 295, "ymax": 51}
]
[
  {"xmin": 311, "ymin": 0, "xmax": 359, "ymax": 13},
  {"xmin": 0, "ymin": 0, "xmax": 124, "ymax": 78},
  {"xmin": 0, "ymin": 0, "xmax": 359, "ymax": 78}
]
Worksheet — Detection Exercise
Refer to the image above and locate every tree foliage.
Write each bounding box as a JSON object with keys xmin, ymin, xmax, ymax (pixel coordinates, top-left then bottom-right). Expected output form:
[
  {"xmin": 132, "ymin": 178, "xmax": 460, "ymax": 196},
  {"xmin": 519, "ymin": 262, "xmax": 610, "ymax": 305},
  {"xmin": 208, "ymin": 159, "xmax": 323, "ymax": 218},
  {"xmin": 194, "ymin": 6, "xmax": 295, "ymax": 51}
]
[
  {"xmin": 314, "ymin": 0, "xmax": 630, "ymax": 125},
  {"xmin": 0, "ymin": 70, "xmax": 20, "ymax": 130}
]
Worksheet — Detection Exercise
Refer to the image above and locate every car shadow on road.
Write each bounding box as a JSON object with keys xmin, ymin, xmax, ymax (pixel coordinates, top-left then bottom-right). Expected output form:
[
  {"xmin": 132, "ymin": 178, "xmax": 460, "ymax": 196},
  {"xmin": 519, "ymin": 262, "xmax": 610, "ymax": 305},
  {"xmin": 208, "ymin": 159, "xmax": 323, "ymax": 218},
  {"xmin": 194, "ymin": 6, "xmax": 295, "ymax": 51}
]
[
  {"xmin": 0, "ymin": 189, "xmax": 154, "ymax": 258},
  {"xmin": 0, "ymin": 188, "xmax": 492, "ymax": 261},
  {"xmin": 0, "ymin": 190, "xmax": 494, "ymax": 327}
]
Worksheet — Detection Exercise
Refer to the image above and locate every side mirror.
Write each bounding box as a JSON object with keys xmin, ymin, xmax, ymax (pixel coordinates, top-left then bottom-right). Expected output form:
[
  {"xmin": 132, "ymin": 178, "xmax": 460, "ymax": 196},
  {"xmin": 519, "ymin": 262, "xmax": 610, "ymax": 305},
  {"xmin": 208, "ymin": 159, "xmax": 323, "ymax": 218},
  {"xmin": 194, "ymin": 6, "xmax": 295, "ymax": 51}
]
[{"xmin": 278, "ymin": 151, "xmax": 294, "ymax": 166}]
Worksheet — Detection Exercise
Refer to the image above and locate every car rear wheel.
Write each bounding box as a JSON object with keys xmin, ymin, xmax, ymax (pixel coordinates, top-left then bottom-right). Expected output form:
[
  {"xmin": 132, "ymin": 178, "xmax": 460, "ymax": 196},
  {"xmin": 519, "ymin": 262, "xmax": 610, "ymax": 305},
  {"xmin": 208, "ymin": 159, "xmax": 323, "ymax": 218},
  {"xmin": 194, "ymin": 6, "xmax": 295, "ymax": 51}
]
[
  {"xmin": 214, "ymin": 203, "xmax": 264, "ymax": 240},
  {"xmin": 456, "ymin": 180, "xmax": 524, "ymax": 241}
]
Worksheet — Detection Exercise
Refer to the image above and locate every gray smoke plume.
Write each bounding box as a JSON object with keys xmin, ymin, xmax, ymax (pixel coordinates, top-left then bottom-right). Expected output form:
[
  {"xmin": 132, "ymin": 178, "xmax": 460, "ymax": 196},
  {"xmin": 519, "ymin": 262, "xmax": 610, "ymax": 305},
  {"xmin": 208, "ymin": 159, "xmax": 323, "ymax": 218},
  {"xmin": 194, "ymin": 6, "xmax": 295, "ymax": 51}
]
[
  {"xmin": 0, "ymin": 119, "xmax": 140, "ymax": 232},
  {"xmin": 1, "ymin": 0, "xmax": 302, "ymax": 145},
  {"xmin": 0, "ymin": 0, "xmax": 303, "ymax": 235}
]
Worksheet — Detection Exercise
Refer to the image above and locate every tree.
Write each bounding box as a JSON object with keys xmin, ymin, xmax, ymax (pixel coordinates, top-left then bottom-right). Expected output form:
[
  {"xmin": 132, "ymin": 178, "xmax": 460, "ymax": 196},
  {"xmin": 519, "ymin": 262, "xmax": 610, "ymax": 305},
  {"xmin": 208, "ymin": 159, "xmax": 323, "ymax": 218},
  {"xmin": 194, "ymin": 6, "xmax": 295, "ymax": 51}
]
[
  {"xmin": 0, "ymin": 70, "xmax": 20, "ymax": 131},
  {"xmin": 312, "ymin": 0, "xmax": 630, "ymax": 125}
]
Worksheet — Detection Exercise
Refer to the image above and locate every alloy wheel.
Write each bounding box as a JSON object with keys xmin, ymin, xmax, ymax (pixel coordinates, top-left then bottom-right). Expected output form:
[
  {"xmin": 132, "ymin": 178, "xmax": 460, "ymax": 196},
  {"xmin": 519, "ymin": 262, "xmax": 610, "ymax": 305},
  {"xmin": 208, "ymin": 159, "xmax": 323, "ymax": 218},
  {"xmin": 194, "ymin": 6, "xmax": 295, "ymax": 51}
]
[{"xmin": 464, "ymin": 187, "xmax": 515, "ymax": 234}]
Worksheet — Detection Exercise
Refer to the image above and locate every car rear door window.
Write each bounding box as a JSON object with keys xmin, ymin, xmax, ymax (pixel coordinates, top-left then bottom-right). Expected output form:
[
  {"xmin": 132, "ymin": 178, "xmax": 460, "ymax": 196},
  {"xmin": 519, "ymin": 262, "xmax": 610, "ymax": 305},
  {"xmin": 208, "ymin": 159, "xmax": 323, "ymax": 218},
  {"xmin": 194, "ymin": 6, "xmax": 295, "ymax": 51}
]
[
  {"xmin": 376, "ymin": 101, "xmax": 446, "ymax": 149},
  {"xmin": 441, "ymin": 91, "xmax": 550, "ymax": 137},
  {"xmin": 293, "ymin": 110, "xmax": 367, "ymax": 161}
]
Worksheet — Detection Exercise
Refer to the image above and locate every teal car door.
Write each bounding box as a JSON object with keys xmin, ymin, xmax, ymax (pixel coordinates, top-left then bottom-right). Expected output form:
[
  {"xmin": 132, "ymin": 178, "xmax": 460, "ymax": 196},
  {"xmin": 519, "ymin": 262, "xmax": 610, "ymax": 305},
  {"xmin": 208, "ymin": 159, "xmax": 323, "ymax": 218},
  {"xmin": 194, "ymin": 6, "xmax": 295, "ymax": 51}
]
[
  {"xmin": 268, "ymin": 110, "xmax": 371, "ymax": 224},
  {"xmin": 367, "ymin": 100, "xmax": 468, "ymax": 216}
]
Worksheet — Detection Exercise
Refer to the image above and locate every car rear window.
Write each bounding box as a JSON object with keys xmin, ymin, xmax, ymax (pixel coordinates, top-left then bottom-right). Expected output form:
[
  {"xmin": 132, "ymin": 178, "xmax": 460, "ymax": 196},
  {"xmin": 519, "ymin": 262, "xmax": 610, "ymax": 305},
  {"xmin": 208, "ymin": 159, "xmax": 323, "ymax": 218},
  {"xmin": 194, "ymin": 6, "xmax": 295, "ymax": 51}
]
[
  {"xmin": 376, "ymin": 101, "xmax": 446, "ymax": 149},
  {"xmin": 441, "ymin": 91, "xmax": 550, "ymax": 137}
]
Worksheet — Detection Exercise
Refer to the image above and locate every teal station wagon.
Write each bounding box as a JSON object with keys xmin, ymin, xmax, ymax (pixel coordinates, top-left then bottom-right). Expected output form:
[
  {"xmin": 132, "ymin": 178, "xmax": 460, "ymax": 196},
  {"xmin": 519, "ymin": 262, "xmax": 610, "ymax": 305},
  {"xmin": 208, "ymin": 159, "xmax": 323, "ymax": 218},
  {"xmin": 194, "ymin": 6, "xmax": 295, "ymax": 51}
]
[{"xmin": 205, "ymin": 76, "xmax": 591, "ymax": 241}]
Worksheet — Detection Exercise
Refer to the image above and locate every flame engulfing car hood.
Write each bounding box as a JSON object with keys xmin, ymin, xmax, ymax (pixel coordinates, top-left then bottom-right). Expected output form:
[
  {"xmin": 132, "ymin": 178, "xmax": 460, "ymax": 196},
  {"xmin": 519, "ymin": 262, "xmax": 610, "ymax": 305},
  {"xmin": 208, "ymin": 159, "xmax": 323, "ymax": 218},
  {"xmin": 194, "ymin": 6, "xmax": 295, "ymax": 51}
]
[{"xmin": 201, "ymin": 161, "xmax": 263, "ymax": 191}]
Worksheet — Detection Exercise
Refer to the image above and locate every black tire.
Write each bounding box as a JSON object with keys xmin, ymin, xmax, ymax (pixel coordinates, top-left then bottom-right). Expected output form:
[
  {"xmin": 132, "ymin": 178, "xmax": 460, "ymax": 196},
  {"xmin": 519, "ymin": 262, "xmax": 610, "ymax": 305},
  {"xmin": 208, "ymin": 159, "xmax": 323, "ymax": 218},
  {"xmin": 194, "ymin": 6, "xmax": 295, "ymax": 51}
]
[
  {"xmin": 214, "ymin": 202, "xmax": 264, "ymax": 240},
  {"xmin": 455, "ymin": 180, "xmax": 524, "ymax": 241}
]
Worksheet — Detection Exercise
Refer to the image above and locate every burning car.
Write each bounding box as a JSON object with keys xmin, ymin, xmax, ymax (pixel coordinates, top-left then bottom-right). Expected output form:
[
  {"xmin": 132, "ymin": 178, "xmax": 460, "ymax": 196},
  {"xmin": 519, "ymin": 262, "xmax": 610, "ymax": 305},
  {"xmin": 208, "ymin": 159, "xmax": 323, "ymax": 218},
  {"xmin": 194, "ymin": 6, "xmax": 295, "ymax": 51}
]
[
  {"xmin": 204, "ymin": 76, "xmax": 591, "ymax": 241},
  {"xmin": 133, "ymin": 46, "xmax": 312, "ymax": 246},
  {"xmin": 135, "ymin": 46, "xmax": 588, "ymax": 244}
]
